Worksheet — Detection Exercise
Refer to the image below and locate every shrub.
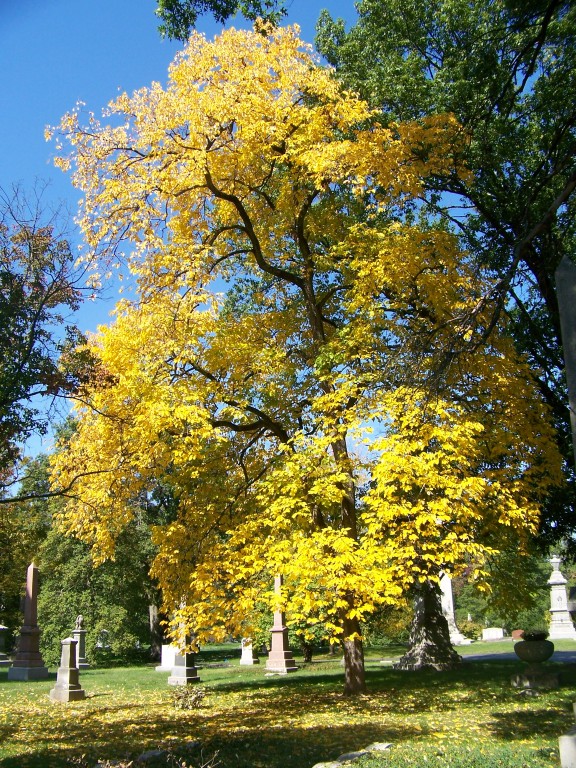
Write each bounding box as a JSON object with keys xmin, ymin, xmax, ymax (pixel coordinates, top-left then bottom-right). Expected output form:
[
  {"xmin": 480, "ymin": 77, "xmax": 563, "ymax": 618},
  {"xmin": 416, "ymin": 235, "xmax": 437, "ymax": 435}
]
[{"xmin": 170, "ymin": 685, "xmax": 207, "ymax": 710}]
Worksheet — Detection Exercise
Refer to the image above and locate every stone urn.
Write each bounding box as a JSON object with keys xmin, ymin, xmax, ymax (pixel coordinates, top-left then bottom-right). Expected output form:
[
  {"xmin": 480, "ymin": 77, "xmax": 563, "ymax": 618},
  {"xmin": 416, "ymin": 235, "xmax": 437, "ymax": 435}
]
[{"xmin": 514, "ymin": 631, "xmax": 554, "ymax": 664}]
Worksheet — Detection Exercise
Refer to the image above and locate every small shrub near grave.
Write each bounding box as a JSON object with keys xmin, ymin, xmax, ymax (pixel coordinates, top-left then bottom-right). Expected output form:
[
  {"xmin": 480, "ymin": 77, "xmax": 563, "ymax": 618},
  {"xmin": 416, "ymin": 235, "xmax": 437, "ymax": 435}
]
[{"xmin": 170, "ymin": 685, "xmax": 207, "ymax": 710}]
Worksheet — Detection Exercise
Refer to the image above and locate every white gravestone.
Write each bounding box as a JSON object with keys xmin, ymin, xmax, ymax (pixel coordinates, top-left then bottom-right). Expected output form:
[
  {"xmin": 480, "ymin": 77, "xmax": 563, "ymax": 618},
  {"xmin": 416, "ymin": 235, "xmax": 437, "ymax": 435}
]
[
  {"xmin": 240, "ymin": 638, "xmax": 260, "ymax": 665},
  {"xmin": 548, "ymin": 556, "xmax": 576, "ymax": 640},
  {"xmin": 155, "ymin": 644, "xmax": 179, "ymax": 672},
  {"xmin": 482, "ymin": 627, "xmax": 504, "ymax": 641},
  {"xmin": 439, "ymin": 574, "xmax": 472, "ymax": 645}
]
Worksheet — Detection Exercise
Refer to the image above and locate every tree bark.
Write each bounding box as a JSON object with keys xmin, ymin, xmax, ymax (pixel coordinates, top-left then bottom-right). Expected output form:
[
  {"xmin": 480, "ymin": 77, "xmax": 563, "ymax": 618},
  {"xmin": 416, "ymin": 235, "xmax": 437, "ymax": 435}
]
[
  {"xmin": 394, "ymin": 580, "xmax": 462, "ymax": 671},
  {"xmin": 341, "ymin": 612, "xmax": 367, "ymax": 695},
  {"xmin": 148, "ymin": 604, "xmax": 164, "ymax": 662}
]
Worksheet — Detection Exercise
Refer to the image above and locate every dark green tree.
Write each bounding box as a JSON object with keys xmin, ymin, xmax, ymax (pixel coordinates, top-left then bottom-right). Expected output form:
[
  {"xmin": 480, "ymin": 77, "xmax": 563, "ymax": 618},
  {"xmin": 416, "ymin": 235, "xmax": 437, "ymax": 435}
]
[
  {"xmin": 0, "ymin": 455, "xmax": 53, "ymax": 647},
  {"xmin": 37, "ymin": 521, "xmax": 159, "ymax": 667},
  {"xmin": 155, "ymin": 0, "xmax": 284, "ymax": 40},
  {"xmin": 316, "ymin": 0, "xmax": 576, "ymax": 547}
]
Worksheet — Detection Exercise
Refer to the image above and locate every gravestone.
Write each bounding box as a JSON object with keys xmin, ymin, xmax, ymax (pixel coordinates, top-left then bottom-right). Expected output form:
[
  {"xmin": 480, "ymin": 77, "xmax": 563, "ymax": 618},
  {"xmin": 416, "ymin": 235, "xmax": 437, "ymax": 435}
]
[
  {"xmin": 72, "ymin": 615, "xmax": 89, "ymax": 669},
  {"xmin": 240, "ymin": 638, "xmax": 260, "ymax": 665},
  {"xmin": 167, "ymin": 651, "xmax": 201, "ymax": 685},
  {"xmin": 440, "ymin": 573, "xmax": 472, "ymax": 645},
  {"xmin": 49, "ymin": 637, "xmax": 86, "ymax": 702},
  {"xmin": 155, "ymin": 644, "xmax": 179, "ymax": 672},
  {"xmin": 265, "ymin": 576, "xmax": 297, "ymax": 674},
  {"xmin": 548, "ymin": 556, "xmax": 576, "ymax": 640},
  {"xmin": 8, "ymin": 562, "xmax": 49, "ymax": 680},
  {"xmin": 0, "ymin": 625, "xmax": 10, "ymax": 666},
  {"xmin": 482, "ymin": 627, "xmax": 504, "ymax": 641}
]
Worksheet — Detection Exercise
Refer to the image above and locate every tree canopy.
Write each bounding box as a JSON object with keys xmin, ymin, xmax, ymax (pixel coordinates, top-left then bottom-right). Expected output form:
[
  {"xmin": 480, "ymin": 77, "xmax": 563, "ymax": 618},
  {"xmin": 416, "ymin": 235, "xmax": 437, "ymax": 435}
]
[
  {"xmin": 316, "ymin": 0, "xmax": 576, "ymax": 546},
  {"xmin": 155, "ymin": 0, "xmax": 284, "ymax": 39},
  {"xmin": 48, "ymin": 24, "xmax": 561, "ymax": 694},
  {"xmin": 0, "ymin": 186, "xmax": 87, "ymax": 487}
]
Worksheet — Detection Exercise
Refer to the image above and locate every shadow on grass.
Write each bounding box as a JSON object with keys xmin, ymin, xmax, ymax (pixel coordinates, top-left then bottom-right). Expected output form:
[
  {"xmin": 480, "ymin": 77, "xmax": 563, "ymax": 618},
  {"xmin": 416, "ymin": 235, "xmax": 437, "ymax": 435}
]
[{"xmin": 0, "ymin": 717, "xmax": 426, "ymax": 768}]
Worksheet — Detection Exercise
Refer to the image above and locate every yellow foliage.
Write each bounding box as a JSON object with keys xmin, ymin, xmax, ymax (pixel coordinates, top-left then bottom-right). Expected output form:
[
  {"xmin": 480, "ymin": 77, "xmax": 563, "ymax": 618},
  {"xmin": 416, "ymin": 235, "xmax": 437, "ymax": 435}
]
[{"xmin": 48, "ymin": 25, "xmax": 562, "ymax": 648}]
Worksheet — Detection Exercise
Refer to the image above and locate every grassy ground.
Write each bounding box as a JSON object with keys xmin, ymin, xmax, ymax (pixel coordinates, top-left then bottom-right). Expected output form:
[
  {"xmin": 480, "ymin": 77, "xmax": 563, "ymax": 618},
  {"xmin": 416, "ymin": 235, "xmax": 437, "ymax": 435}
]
[{"xmin": 1, "ymin": 642, "xmax": 575, "ymax": 767}]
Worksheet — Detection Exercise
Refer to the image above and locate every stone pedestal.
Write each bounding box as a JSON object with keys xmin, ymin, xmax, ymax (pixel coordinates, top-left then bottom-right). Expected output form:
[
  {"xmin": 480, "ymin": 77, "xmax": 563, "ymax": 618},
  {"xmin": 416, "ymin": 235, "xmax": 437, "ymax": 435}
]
[
  {"xmin": 240, "ymin": 638, "xmax": 260, "ymax": 665},
  {"xmin": 49, "ymin": 638, "xmax": 86, "ymax": 702},
  {"xmin": 72, "ymin": 629, "xmax": 89, "ymax": 669},
  {"xmin": 167, "ymin": 651, "xmax": 201, "ymax": 685},
  {"xmin": 266, "ymin": 576, "xmax": 297, "ymax": 674},
  {"xmin": 8, "ymin": 563, "xmax": 48, "ymax": 681},
  {"xmin": 548, "ymin": 556, "xmax": 576, "ymax": 640},
  {"xmin": 0, "ymin": 625, "xmax": 11, "ymax": 667},
  {"xmin": 440, "ymin": 574, "xmax": 472, "ymax": 645}
]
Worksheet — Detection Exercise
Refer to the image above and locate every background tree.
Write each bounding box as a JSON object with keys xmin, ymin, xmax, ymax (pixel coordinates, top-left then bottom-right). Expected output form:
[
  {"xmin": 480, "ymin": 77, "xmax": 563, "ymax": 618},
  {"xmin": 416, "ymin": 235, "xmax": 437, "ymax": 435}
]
[
  {"xmin": 37, "ymin": 520, "xmax": 160, "ymax": 667},
  {"xmin": 0, "ymin": 184, "xmax": 87, "ymax": 492},
  {"xmin": 49, "ymin": 25, "xmax": 561, "ymax": 694},
  {"xmin": 0, "ymin": 455, "xmax": 53, "ymax": 648},
  {"xmin": 316, "ymin": 0, "xmax": 576, "ymax": 548},
  {"xmin": 154, "ymin": 0, "xmax": 284, "ymax": 39}
]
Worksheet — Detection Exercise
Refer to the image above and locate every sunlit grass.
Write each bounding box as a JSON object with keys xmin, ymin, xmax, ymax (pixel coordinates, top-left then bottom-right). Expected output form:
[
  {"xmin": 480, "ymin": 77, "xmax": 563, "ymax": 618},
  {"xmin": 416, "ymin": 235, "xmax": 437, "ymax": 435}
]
[{"xmin": 0, "ymin": 643, "xmax": 574, "ymax": 767}]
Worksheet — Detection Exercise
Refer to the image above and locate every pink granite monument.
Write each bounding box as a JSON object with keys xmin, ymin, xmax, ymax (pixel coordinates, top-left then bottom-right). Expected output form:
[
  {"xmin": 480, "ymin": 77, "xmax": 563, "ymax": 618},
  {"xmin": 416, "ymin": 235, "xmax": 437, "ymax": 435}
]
[
  {"xmin": 8, "ymin": 562, "xmax": 48, "ymax": 680},
  {"xmin": 265, "ymin": 576, "xmax": 297, "ymax": 674}
]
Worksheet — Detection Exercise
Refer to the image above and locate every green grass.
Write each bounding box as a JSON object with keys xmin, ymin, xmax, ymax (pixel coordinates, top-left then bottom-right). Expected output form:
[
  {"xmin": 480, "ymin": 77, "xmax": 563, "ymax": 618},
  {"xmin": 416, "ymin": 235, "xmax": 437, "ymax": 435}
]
[{"xmin": 0, "ymin": 642, "xmax": 575, "ymax": 767}]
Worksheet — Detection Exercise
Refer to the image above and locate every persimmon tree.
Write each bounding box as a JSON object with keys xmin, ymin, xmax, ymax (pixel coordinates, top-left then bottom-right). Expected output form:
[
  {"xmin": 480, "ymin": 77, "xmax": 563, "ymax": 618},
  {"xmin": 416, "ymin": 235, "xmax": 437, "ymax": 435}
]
[{"xmin": 48, "ymin": 25, "xmax": 561, "ymax": 694}]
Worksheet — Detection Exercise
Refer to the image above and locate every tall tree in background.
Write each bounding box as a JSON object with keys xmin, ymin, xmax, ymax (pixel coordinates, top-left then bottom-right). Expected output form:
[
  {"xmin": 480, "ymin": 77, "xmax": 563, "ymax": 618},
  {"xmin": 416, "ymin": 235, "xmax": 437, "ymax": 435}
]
[
  {"xmin": 316, "ymin": 0, "xmax": 576, "ymax": 547},
  {"xmin": 0, "ymin": 185, "xmax": 87, "ymax": 492},
  {"xmin": 48, "ymin": 25, "xmax": 561, "ymax": 694}
]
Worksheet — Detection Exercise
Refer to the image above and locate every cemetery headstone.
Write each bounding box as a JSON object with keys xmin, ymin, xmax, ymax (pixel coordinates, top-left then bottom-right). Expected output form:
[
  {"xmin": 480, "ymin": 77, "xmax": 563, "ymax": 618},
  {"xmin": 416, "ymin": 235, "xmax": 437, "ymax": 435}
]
[
  {"xmin": 167, "ymin": 651, "xmax": 201, "ymax": 685},
  {"xmin": 155, "ymin": 644, "xmax": 179, "ymax": 672},
  {"xmin": 240, "ymin": 638, "xmax": 260, "ymax": 665},
  {"xmin": 440, "ymin": 573, "xmax": 472, "ymax": 645},
  {"xmin": 548, "ymin": 556, "xmax": 576, "ymax": 640},
  {"xmin": 0, "ymin": 625, "xmax": 10, "ymax": 666},
  {"xmin": 8, "ymin": 562, "xmax": 49, "ymax": 680},
  {"xmin": 49, "ymin": 637, "xmax": 86, "ymax": 702},
  {"xmin": 482, "ymin": 627, "xmax": 504, "ymax": 641},
  {"xmin": 265, "ymin": 575, "xmax": 297, "ymax": 674},
  {"xmin": 72, "ymin": 615, "xmax": 89, "ymax": 669}
]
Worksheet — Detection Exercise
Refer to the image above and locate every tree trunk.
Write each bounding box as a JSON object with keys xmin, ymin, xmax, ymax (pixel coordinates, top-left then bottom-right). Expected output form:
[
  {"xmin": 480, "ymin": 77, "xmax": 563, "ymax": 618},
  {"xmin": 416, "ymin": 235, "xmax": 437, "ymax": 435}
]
[
  {"xmin": 300, "ymin": 640, "xmax": 314, "ymax": 663},
  {"xmin": 148, "ymin": 604, "xmax": 163, "ymax": 662},
  {"xmin": 341, "ymin": 612, "xmax": 367, "ymax": 695},
  {"xmin": 394, "ymin": 580, "xmax": 462, "ymax": 671}
]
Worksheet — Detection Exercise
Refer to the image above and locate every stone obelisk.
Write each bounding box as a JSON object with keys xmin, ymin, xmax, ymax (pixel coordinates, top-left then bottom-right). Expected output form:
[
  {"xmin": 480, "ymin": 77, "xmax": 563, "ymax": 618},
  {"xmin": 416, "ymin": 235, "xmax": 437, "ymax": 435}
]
[
  {"xmin": 8, "ymin": 562, "xmax": 49, "ymax": 680},
  {"xmin": 265, "ymin": 576, "xmax": 297, "ymax": 674}
]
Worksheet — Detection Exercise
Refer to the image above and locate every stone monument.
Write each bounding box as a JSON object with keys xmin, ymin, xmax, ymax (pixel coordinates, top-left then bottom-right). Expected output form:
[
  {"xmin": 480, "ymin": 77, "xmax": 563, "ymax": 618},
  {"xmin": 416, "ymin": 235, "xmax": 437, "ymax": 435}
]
[
  {"xmin": 439, "ymin": 573, "xmax": 471, "ymax": 645},
  {"xmin": 548, "ymin": 556, "xmax": 576, "ymax": 640},
  {"xmin": 0, "ymin": 625, "xmax": 11, "ymax": 667},
  {"xmin": 72, "ymin": 615, "xmax": 89, "ymax": 669},
  {"xmin": 155, "ymin": 644, "xmax": 179, "ymax": 672},
  {"xmin": 240, "ymin": 638, "xmax": 260, "ymax": 665},
  {"xmin": 265, "ymin": 576, "xmax": 297, "ymax": 674},
  {"xmin": 167, "ymin": 650, "xmax": 201, "ymax": 685},
  {"xmin": 49, "ymin": 637, "xmax": 86, "ymax": 702},
  {"xmin": 8, "ymin": 562, "xmax": 49, "ymax": 680}
]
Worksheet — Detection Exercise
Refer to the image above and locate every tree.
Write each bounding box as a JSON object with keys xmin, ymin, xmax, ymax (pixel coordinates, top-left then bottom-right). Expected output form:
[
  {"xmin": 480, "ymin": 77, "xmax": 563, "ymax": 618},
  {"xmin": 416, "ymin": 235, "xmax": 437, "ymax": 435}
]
[
  {"xmin": 316, "ymin": 0, "xmax": 576, "ymax": 547},
  {"xmin": 48, "ymin": 25, "xmax": 561, "ymax": 694},
  {"xmin": 0, "ymin": 455, "xmax": 53, "ymax": 646},
  {"xmin": 37, "ymin": 521, "xmax": 160, "ymax": 667},
  {"xmin": 0, "ymin": 185, "xmax": 87, "ymax": 488},
  {"xmin": 155, "ymin": 0, "xmax": 284, "ymax": 40}
]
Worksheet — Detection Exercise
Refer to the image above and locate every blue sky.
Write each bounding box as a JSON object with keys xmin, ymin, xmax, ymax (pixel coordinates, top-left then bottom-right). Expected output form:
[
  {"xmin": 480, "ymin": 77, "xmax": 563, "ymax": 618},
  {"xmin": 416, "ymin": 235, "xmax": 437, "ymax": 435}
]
[
  {"xmin": 1, "ymin": 0, "xmax": 355, "ymax": 456},
  {"xmin": 1, "ymin": 0, "xmax": 355, "ymax": 334}
]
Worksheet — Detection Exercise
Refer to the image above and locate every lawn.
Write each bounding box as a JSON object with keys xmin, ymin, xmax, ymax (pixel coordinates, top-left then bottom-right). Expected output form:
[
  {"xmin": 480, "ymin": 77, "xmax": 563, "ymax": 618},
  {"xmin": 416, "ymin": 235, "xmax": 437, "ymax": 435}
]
[{"xmin": 1, "ymin": 642, "xmax": 575, "ymax": 768}]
